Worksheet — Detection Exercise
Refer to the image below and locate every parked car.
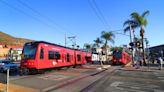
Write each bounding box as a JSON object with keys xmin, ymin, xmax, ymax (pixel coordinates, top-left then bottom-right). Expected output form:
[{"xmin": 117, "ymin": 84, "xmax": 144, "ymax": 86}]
[{"xmin": 0, "ymin": 60, "xmax": 19, "ymax": 73}]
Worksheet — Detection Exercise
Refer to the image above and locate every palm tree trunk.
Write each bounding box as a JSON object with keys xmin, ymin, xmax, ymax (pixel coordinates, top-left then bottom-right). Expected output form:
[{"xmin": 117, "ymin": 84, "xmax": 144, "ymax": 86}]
[
  {"xmin": 98, "ymin": 47, "xmax": 103, "ymax": 66},
  {"xmin": 140, "ymin": 27, "xmax": 146, "ymax": 66},
  {"xmin": 129, "ymin": 24, "xmax": 133, "ymax": 43},
  {"xmin": 129, "ymin": 24, "xmax": 134, "ymax": 66},
  {"xmin": 105, "ymin": 40, "xmax": 108, "ymax": 64}
]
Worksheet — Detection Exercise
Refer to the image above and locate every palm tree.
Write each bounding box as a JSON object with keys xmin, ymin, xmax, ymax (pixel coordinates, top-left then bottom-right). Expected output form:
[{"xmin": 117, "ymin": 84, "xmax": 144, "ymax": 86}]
[
  {"xmin": 123, "ymin": 20, "xmax": 138, "ymax": 65},
  {"xmin": 84, "ymin": 43, "xmax": 92, "ymax": 52},
  {"xmin": 94, "ymin": 37, "xmax": 103, "ymax": 65},
  {"xmin": 101, "ymin": 31, "xmax": 115, "ymax": 62},
  {"xmin": 110, "ymin": 46, "xmax": 123, "ymax": 51},
  {"xmin": 123, "ymin": 19, "xmax": 139, "ymax": 42},
  {"xmin": 94, "ymin": 37, "xmax": 103, "ymax": 48},
  {"xmin": 131, "ymin": 10, "xmax": 150, "ymax": 66}
]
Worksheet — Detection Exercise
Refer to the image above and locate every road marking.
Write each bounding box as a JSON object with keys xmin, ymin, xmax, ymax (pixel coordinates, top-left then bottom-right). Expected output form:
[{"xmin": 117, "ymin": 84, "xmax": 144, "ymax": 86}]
[
  {"xmin": 110, "ymin": 81, "xmax": 123, "ymax": 87},
  {"xmin": 38, "ymin": 74, "xmax": 69, "ymax": 81},
  {"xmin": 161, "ymin": 80, "xmax": 164, "ymax": 82},
  {"xmin": 130, "ymin": 86, "xmax": 140, "ymax": 89},
  {"xmin": 105, "ymin": 81, "xmax": 161, "ymax": 92},
  {"xmin": 158, "ymin": 77, "xmax": 164, "ymax": 79}
]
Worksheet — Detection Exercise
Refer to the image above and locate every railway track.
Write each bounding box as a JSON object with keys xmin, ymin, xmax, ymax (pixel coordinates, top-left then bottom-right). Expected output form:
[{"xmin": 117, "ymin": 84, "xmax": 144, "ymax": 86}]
[
  {"xmin": 43, "ymin": 66, "xmax": 120, "ymax": 92},
  {"xmin": 79, "ymin": 66, "xmax": 120, "ymax": 92}
]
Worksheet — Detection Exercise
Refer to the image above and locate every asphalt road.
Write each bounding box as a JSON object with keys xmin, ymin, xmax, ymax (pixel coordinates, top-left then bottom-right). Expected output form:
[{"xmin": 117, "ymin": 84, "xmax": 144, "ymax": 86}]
[
  {"xmin": 1, "ymin": 64, "xmax": 164, "ymax": 92},
  {"xmin": 0, "ymin": 65, "xmax": 110, "ymax": 92},
  {"xmin": 80, "ymin": 68, "xmax": 164, "ymax": 92}
]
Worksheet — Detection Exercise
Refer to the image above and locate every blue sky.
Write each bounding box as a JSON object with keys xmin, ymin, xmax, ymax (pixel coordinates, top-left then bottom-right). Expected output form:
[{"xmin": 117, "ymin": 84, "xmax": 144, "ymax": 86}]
[{"xmin": 0, "ymin": 0, "xmax": 163, "ymax": 48}]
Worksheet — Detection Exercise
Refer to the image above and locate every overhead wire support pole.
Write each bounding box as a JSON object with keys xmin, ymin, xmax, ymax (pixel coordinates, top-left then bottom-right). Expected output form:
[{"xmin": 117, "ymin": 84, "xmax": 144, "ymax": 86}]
[
  {"xmin": 129, "ymin": 24, "xmax": 134, "ymax": 66},
  {"xmin": 65, "ymin": 34, "xmax": 67, "ymax": 47},
  {"xmin": 68, "ymin": 36, "xmax": 76, "ymax": 49}
]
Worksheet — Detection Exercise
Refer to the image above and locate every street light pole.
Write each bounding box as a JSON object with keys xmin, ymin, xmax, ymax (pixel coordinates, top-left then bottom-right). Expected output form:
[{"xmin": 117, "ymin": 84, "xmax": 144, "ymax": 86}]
[{"xmin": 6, "ymin": 69, "xmax": 9, "ymax": 92}]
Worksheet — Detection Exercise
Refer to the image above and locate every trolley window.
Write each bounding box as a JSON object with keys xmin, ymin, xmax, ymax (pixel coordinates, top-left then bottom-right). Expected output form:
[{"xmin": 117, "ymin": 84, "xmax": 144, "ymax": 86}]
[
  {"xmin": 66, "ymin": 53, "xmax": 70, "ymax": 62},
  {"xmin": 77, "ymin": 54, "xmax": 81, "ymax": 61},
  {"xmin": 48, "ymin": 51, "xmax": 60, "ymax": 60},
  {"xmin": 40, "ymin": 48, "xmax": 44, "ymax": 59},
  {"xmin": 113, "ymin": 50, "xmax": 122, "ymax": 59}
]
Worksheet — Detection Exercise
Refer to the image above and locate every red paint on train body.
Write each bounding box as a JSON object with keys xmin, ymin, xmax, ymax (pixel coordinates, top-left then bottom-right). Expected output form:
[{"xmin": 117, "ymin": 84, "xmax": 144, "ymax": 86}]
[
  {"xmin": 112, "ymin": 50, "xmax": 131, "ymax": 65},
  {"xmin": 20, "ymin": 41, "xmax": 92, "ymax": 72}
]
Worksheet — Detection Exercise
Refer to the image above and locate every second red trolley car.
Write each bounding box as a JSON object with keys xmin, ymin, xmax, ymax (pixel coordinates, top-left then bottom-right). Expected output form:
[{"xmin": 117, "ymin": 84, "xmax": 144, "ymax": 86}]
[{"xmin": 112, "ymin": 50, "xmax": 131, "ymax": 65}]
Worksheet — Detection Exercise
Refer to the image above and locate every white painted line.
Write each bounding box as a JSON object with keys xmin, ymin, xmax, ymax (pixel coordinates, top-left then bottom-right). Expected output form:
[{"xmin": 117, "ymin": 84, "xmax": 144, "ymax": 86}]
[{"xmin": 110, "ymin": 81, "xmax": 123, "ymax": 87}]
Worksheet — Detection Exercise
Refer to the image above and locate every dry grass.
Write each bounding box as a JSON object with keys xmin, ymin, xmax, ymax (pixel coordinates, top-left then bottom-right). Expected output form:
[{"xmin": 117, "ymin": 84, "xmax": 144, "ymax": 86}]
[
  {"xmin": 0, "ymin": 31, "xmax": 32, "ymax": 46},
  {"xmin": 0, "ymin": 83, "xmax": 39, "ymax": 92}
]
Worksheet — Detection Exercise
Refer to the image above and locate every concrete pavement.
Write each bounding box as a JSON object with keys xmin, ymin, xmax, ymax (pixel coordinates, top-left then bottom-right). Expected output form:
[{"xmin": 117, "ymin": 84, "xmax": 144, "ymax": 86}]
[{"xmin": 81, "ymin": 65, "xmax": 164, "ymax": 92}]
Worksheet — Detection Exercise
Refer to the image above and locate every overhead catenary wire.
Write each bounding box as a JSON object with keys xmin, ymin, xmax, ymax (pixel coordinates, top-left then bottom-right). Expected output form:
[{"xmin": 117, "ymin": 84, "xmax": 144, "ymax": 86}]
[
  {"xmin": 109, "ymin": 29, "xmax": 130, "ymax": 37},
  {"xmin": 16, "ymin": 0, "xmax": 75, "ymax": 36},
  {"xmin": 88, "ymin": 0, "xmax": 110, "ymax": 30},
  {"xmin": 0, "ymin": 0, "xmax": 76, "ymax": 37},
  {"xmin": 0, "ymin": 0, "xmax": 47, "ymax": 27},
  {"xmin": 92, "ymin": 0, "xmax": 110, "ymax": 29},
  {"xmin": 0, "ymin": 0, "xmax": 81, "ymax": 47},
  {"xmin": 17, "ymin": 0, "xmax": 84, "ymax": 46}
]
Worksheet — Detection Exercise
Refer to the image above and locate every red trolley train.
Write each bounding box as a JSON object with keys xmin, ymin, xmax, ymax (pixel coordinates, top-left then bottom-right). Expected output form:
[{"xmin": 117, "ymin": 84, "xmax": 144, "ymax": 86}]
[
  {"xmin": 20, "ymin": 41, "xmax": 91, "ymax": 74},
  {"xmin": 112, "ymin": 50, "xmax": 131, "ymax": 65}
]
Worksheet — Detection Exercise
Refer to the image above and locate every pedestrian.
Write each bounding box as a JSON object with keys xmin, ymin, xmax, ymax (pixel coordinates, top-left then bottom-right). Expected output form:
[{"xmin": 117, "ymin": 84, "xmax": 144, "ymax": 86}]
[
  {"xmin": 134, "ymin": 55, "xmax": 140, "ymax": 69},
  {"xmin": 157, "ymin": 57, "xmax": 163, "ymax": 70}
]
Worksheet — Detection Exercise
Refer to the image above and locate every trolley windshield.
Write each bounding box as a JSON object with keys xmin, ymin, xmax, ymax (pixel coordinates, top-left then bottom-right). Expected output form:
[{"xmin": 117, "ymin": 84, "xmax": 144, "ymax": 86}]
[
  {"xmin": 23, "ymin": 43, "xmax": 37, "ymax": 60},
  {"xmin": 113, "ymin": 50, "xmax": 122, "ymax": 59}
]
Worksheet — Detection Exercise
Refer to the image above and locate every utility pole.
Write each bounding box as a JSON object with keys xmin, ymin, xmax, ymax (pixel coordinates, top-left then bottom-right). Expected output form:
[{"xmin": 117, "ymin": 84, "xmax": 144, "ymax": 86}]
[
  {"xmin": 65, "ymin": 34, "xmax": 67, "ymax": 47},
  {"xmin": 129, "ymin": 24, "xmax": 134, "ymax": 66},
  {"xmin": 68, "ymin": 36, "xmax": 76, "ymax": 49}
]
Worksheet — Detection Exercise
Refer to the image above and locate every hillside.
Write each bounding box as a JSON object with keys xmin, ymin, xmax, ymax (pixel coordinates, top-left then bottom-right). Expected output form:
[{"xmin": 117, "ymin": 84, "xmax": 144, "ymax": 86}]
[{"xmin": 0, "ymin": 31, "xmax": 33, "ymax": 46}]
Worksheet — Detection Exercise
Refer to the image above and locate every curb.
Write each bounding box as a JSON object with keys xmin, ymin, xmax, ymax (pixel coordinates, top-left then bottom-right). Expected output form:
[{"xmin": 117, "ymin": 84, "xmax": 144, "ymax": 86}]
[{"xmin": 124, "ymin": 61, "xmax": 132, "ymax": 67}]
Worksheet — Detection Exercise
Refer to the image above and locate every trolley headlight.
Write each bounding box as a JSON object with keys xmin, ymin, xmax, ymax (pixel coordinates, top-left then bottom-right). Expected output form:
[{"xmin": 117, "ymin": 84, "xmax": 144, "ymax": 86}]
[{"xmin": 0, "ymin": 63, "xmax": 5, "ymax": 65}]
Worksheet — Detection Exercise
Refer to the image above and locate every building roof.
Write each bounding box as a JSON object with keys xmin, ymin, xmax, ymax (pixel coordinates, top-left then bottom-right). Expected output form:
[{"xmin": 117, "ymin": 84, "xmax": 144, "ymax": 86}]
[{"xmin": 149, "ymin": 44, "xmax": 164, "ymax": 49}]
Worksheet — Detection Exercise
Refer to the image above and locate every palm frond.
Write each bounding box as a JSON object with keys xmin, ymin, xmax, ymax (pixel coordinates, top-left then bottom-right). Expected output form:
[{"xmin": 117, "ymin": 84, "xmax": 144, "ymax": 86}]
[
  {"xmin": 131, "ymin": 12, "xmax": 144, "ymax": 26},
  {"xmin": 123, "ymin": 19, "xmax": 139, "ymax": 33},
  {"xmin": 131, "ymin": 12, "xmax": 140, "ymax": 19},
  {"xmin": 101, "ymin": 31, "xmax": 115, "ymax": 44},
  {"xmin": 123, "ymin": 26, "xmax": 130, "ymax": 33},
  {"xmin": 143, "ymin": 19, "xmax": 148, "ymax": 26},
  {"xmin": 142, "ymin": 10, "xmax": 150, "ymax": 18},
  {"xmin": 123, "ymin": 20, "xmax": 131, "ymax": 27}
]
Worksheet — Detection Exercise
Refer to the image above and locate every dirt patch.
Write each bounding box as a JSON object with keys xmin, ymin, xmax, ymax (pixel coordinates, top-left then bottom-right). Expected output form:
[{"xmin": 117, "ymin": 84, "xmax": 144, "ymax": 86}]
[{"xmin": 0, "ymin": 83, "xmax": 38, "ymax": 92}]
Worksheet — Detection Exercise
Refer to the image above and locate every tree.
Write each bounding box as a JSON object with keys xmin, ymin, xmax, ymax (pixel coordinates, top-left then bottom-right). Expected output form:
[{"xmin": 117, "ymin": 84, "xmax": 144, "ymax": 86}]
[
  {"xmin": 123, "ymin": 20, "xmax": 138, "ymax": 65},
  {"xmin": 123, "ymin": 19, "xmax": 139, "ymax": 42},
  {"xmin": 131, "ymin": 10, "xmax": 150, "ymax": 66},
  {"xmin": 93, "ymin": 37, "xmax": 103, "ymax": 65},
  {"xmin": 94, "ymin": 37, "xmax": 103, "ymax": 48},
  {"xmin": 101, "ymin": 31, "xmax": 115, "ymax": 62},
  {"xmin": 84, "ymin": 43, "xmax": 92, "ymax": 52},
  {"xmin": 110, "ymin": 47, "xmax": 123, "ymax": 51}
]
